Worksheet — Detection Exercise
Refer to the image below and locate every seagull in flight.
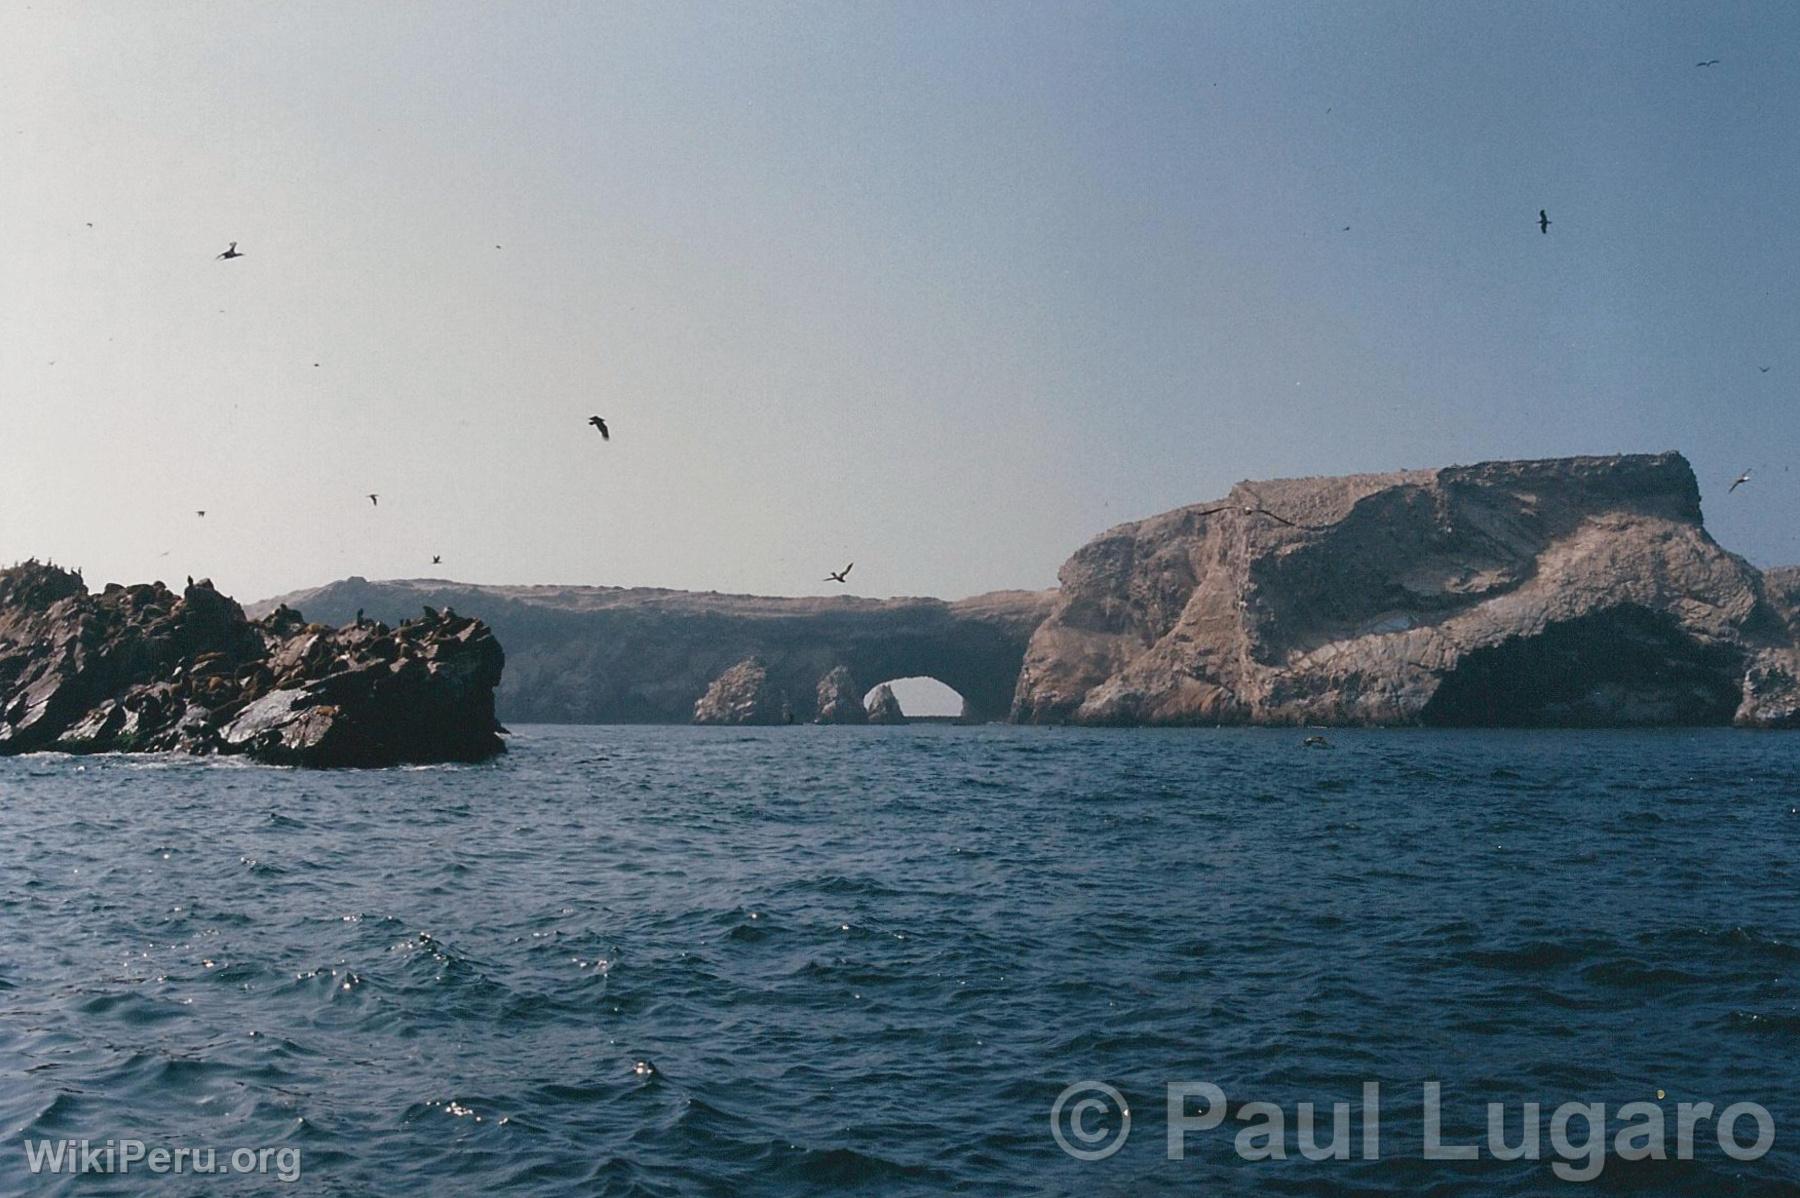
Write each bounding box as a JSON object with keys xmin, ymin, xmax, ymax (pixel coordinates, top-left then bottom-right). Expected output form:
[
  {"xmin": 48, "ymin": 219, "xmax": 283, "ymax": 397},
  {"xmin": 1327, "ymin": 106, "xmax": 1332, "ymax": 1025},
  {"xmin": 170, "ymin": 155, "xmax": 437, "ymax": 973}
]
[
  {"xmin": 824, "ymin": 562, "xmax": 854, "ymax": 584},
  {"xmin": 196, "ymin": 510, "xmax": 206, "ymax": 518},
  {"xmin": 1759, "ymin": 365, "xmax": 1771, "ymax": 373},
  {"xmin": 1697, "ymin": 59, "xmax": 1721, "ymax": 67},
  {"xmin": 588, "ymin": 416, "xmax": 610, "ymax": 440},
  {"xmin": 1729, "ymin": 469, "xmax": 1753, "ymax": 492},
  {"xmin": 432, "ymin": 555, "xmax": 442, "ymax": 565},
  {"xmin": 367, "ymin": 493, "xmax": 379, "ymax": 506},
  {"xmin": 1538, "ymin": 209, "xmax": 1551, "ymax": 234},
  {"xmin": 215, "ymin": 241, "xmax": 243, "ymax": 260}
]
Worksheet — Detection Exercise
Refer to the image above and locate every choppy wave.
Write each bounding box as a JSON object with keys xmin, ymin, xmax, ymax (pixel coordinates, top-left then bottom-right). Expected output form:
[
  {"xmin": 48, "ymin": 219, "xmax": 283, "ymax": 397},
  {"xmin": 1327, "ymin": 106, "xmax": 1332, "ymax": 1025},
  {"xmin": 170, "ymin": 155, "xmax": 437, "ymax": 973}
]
[{"xmin": 1, "ymin": 726, "xmax": 1797, "ymax": 1194}]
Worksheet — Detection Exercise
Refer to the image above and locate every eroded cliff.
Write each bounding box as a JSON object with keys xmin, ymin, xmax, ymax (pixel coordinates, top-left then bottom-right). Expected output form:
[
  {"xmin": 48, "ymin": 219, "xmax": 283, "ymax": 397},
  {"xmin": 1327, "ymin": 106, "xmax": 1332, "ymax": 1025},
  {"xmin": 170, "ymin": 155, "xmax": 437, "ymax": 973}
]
[{"xmin": 1012, "ymin": 453, "xmax": 1800, "ymax": 728}]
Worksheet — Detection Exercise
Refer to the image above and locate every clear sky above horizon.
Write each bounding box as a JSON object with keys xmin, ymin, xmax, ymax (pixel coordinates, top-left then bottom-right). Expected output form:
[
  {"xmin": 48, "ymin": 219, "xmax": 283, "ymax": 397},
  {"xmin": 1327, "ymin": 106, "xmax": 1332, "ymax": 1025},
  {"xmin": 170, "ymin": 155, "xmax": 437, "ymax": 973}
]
[{"xmin": 3, "ymin": 0, "xmax": 1797, "ymax": 607}]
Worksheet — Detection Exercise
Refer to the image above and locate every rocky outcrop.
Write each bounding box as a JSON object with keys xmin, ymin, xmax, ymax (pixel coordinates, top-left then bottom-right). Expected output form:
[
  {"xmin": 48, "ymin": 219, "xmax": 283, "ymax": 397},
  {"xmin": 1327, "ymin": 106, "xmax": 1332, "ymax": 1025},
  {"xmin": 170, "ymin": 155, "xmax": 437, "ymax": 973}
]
[
  {"xmin": 0, "ymin": 562, "xmax": 506, "ymax": 765},
  {"xmin": 692, "ymin": 657, "xmax": 793, "ymax": 725},
  {"xmin": 814, "ymin": 665, "xmax": 868, "ymax": 724},
  {"xmin": 864, "ymin": 683, "xmax": 907, "ymax": 725},
  {"xmin": 253, "ymin": 580, "xmax": 1055, "ymax": 725},
  {"xmin": 1013, "ymin": 453, "xmax": 1800, "ymax": 728}
]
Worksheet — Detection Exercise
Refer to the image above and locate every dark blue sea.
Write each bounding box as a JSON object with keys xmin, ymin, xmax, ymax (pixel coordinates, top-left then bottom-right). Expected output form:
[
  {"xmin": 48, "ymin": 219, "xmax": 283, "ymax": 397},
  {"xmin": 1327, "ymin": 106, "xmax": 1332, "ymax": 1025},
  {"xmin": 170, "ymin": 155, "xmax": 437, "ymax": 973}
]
[{"xmin": 2, "ymin": 727, "xmax": 1798, "ymax": 1195}]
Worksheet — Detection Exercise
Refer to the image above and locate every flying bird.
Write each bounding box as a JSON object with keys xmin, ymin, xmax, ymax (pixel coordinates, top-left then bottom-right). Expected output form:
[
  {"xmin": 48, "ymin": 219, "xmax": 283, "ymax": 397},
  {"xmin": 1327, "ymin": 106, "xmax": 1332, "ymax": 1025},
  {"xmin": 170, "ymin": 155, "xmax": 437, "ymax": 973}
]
[
  {"xmin": 195, "ymin": 510, "xmax": 206, "ymax": 518},
  {"xmin": 588, "ymin": 416, "xmax": 610, "ymax": 440},
  {"xmin": 1538, "ymin": 209, "xmax": 1551, "ymax": 234},
  {"xmin": 432, "ymin": 555, "xmax": 442, "ymax": 565},
  {"xmin": 215, "ymin": 241, "xmax": 243, "ymax": 260},
  {"xmin": 367, "ymin": 493, "xmax": 379, "ymax": 506},
  {"xmin": 1697, "ymin": 59, "xmax": 1720, "ymax": 67},
  {"xmin": 1759, "ymin": 366, "xmax": 1771, "ymax": 373},
  {"xmin": 1730, "ymin": 469, "xmax": 1752, "ymax": 492},
  {"xmin": 825, "ymin": 563, "xmax": 854, "ymax": 583}
]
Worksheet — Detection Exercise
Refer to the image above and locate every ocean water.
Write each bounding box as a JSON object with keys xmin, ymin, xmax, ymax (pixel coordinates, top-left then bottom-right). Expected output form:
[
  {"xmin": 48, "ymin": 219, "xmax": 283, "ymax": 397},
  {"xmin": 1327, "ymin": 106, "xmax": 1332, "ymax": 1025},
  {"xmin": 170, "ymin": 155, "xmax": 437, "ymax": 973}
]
[{"xmin": 1, "ymin": 726, "xmax": 1797, "ymax": 1195}]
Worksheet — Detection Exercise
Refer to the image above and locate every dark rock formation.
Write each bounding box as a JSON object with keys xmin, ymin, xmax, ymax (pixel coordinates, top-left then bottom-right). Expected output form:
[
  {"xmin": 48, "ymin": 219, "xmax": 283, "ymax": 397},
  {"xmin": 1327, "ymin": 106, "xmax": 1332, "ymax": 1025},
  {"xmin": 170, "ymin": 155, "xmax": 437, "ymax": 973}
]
[
  {"xmin": 692, "ymin": 657, "xmax": 792, "ymax": 725},
  {"xmin": 814, "ymin": 665, "xmax": 868, "ymax": 725},
  {"xmin": 0, "ymin": 562, "xmax": 505, "ymax": 765},
  {"xmin": 1013, "ymin": 453, "xmax": 1800, "ymax": 728},
  {"xmin": 252, "ymin": 580, "xmax": 1055, "ymax": 725},
  {"xmin": 864, "ymin": 683, "xmax": 907, "ymax": 725}
]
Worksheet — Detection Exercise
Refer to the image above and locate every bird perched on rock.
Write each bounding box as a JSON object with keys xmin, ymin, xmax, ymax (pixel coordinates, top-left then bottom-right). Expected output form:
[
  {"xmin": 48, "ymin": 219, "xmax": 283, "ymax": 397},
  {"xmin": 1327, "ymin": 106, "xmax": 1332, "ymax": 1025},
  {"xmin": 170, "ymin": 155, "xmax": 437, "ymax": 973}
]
[
  {"xmin": 588, "ymin": 416, "xmax": 610, "ymax": 440},
  {"xmin": 825, "ymin": 563, "xmax": 853, "ymax": 583},
  {"xmin": 216, "ymin": 241, "xmax": 243, "ymax": 260}
]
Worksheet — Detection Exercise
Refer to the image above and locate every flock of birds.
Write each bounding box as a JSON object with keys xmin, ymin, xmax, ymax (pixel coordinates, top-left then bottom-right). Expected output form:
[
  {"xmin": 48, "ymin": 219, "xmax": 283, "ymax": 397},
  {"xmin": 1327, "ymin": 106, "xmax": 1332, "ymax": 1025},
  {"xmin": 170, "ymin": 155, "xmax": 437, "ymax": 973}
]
[
  {"xmin": 191, "ymin": 84, "xmax": 1764, "ymax": 577},
  {"xmin": 199, "ymin": 245, "xmax": 859, "ymax": 584}
]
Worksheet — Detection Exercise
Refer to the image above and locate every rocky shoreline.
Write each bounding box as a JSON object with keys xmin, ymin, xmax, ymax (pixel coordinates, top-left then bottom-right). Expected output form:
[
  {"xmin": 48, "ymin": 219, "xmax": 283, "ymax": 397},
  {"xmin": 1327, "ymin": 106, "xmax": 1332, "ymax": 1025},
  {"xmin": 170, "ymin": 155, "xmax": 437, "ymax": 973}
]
[
  {"xmin": 0, "ymin": 563, "xmax": 505, "ymax": 766},
  {"xmin": 12, "ymin": 453, "xmax": 1793, "ymax": 746}
]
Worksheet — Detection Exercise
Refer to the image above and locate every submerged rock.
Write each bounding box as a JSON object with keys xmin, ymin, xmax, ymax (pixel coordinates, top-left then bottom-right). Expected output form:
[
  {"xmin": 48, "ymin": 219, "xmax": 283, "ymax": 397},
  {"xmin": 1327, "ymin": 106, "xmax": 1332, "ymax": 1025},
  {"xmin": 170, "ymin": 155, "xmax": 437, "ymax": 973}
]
[
  {"xmin": 864, "ymin": 683, "xmax": 907, "ymax": 725},
  {"xmin": 0, "ymin": 563, "xmax": 505, "ymax": 765},
  {"xmin": 814, "ymin": 665, "xmax": 868, "ymax": 725},
  {"xmin": 1012, "ymin": 452, "xmax": 1800, "ymax": 728},
  {"xmin": 692, "ymin": 657, "xmax": 793, "ymax": 725}
]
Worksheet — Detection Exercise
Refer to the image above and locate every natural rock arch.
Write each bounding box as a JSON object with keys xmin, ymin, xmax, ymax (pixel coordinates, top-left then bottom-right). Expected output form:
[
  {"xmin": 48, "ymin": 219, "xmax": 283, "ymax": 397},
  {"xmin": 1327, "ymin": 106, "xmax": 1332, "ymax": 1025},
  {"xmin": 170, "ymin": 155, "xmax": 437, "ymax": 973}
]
[{"xmin": 252, "ymin": 579, "xmax": 1056, "ymax": 725}]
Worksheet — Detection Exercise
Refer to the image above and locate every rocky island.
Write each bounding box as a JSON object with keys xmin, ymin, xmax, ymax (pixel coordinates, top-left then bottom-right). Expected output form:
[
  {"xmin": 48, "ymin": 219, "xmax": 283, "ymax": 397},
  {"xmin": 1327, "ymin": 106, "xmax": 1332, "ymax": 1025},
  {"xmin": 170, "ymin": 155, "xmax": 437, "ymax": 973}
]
[
  {"xmin": 246, "ymin": 451, "xmax": 1797, "ymax": 730},
  {"xmin": 0, "ymin": 563, "xmax": 505, "ymax": 765},
  {"xmin": 252, "ymin": 582, "xmax": 1055, "ymax": 726},
  {"xmin": 1014, "ymin": 452, "xmax": 1800, "ymax": 727}
]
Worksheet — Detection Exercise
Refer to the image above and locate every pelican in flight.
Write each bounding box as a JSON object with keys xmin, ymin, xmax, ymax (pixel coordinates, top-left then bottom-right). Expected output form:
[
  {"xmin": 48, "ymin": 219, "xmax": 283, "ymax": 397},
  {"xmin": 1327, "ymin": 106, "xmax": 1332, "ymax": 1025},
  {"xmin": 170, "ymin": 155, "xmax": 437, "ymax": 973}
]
[
  {"xmin": 215, "ymin": 241, "xmax": 243, "ymax": 260},
  {"xmin": 588, "ymin": 416, "xmax": 610, "ymax": 440},
  {"xmin": 368, "ymin": 493, "xmax": 379, "ymax": 506},
  {"xmin": 1538, "ymin": 210, "xmax": 1551, "ymax": 234},
  {"xmin": 1729, "ymin": 469, "xmax": 1752, "ymax": 492},
  {"xmin": 824, "ymin": 562, "xmax": 853, "ymax": 584}
]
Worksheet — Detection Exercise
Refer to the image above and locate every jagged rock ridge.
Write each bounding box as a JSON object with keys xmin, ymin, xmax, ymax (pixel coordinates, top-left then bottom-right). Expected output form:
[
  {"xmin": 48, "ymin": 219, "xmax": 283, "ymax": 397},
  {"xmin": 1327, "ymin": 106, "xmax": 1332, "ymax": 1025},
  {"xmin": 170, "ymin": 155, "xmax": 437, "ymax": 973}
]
[
  {"xmin": 0, "ymin": 563, "xmax": 506, "ymax": 765},
  {"xmin": 1012, "ymin": 452, "xmax": 1800, "ymax": 728}
]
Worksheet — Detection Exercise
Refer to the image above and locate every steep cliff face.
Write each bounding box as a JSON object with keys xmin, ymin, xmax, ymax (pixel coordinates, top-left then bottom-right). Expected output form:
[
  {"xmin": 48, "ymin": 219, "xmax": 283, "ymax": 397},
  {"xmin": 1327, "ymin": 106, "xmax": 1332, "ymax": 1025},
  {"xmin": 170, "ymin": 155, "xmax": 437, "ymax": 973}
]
[
  {"xmin": 0, "ymin": 563, "xmax": 505, "ymax": 764},
  {"xmin": 1013, "ymin": 453, "xmax": 1800, "ymax": 727},
  {"xmin": 252, "ymin": 581, "xmax": 1055, "ymax": 725}
]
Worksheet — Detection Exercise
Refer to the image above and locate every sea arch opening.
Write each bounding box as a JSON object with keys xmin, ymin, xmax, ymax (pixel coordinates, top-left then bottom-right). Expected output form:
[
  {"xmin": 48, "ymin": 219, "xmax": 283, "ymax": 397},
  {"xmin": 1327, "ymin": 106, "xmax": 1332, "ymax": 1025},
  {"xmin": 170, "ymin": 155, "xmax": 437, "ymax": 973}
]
[{"xmin": 862, "ymin": 676, "xmax": 971, "ymax": 722}]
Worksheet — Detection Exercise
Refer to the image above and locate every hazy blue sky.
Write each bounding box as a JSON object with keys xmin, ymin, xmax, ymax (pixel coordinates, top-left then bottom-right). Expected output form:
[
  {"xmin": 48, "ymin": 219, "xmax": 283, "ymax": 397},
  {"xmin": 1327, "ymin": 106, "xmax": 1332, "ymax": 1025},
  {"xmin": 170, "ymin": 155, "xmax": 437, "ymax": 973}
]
[{"xmin": 3, "ymin": 0, "xmax": 1797, "ymax": 608}]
